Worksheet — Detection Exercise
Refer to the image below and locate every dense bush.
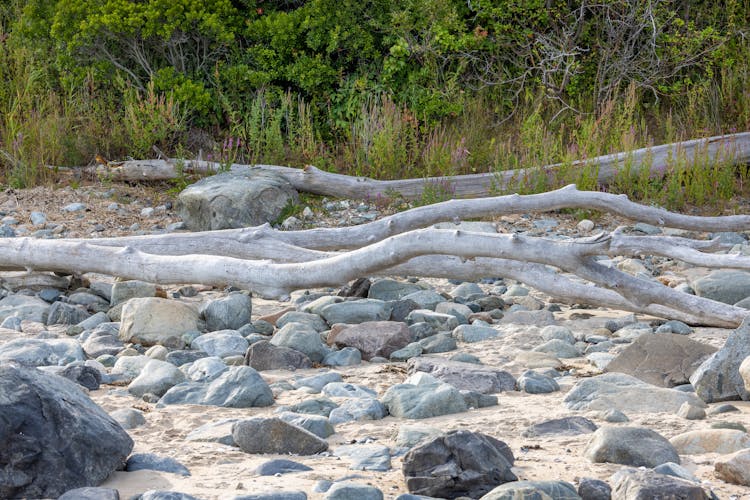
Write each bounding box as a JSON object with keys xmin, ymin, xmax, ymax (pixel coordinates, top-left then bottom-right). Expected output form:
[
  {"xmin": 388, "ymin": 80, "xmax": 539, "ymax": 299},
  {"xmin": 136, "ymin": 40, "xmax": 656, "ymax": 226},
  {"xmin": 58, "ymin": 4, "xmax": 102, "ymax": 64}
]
[{"xmin": 0, "ymin": 0, "xmax": 748, "ymax": 208}]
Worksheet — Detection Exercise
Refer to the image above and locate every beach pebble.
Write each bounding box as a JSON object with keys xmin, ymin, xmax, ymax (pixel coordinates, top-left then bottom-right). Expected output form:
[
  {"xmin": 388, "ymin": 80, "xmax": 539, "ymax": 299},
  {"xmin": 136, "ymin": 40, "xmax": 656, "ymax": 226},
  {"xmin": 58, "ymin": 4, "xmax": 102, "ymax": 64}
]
[{"xmin": 126, "ymin": 453, "xmax": 190, "ymax": 476}]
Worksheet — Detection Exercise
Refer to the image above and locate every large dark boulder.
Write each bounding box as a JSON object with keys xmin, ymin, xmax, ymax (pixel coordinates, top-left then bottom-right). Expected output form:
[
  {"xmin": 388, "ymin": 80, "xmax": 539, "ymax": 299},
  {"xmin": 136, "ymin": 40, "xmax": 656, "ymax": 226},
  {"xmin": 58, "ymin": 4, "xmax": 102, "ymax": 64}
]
[
  {"xmin": 0, "ymin": 364, "xmax": 133, "ymax": 499},
  {"xmin": 402, "ymin": 430, "xmax": 517, "ymax": 498}
]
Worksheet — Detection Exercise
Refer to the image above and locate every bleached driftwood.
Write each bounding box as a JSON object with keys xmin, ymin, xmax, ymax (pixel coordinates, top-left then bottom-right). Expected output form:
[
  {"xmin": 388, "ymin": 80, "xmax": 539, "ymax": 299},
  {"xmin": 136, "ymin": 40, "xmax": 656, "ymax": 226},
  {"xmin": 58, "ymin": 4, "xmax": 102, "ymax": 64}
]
[
  {"xmin": 83, "ymin": 133, "xmax": 750, "ymax": 200},
  {"xmin": 1, "ymin": 227, "xmax": 748, "ymax": 327},
  {"xmin": 71, "ymin": 184, "xmax": 750, "ymax": 255}
]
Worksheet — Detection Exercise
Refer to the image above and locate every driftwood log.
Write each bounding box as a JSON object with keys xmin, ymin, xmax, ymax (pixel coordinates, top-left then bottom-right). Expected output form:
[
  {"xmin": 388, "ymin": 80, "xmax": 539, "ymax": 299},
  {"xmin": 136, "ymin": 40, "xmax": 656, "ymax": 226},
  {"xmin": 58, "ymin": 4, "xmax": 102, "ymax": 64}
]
[
  {"xmin": 1, "ymin": 185, "xmax": 749, "ymax": 328},
  {"xmin": 78, "ymin": 133, "xmax": 750, "ymax": 200}
]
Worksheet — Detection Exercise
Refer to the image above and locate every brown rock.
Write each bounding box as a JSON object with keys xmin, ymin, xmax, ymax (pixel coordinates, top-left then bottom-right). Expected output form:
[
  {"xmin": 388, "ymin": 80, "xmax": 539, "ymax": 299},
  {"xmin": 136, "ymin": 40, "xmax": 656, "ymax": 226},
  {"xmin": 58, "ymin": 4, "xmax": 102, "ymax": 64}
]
[
  {"xmin": 715, "ymin": 448, "xmax": 750, "ymax": 486},
  {"xmin": 605, "ymin": 333, "xmax": 716, "ymax": 387},
  {"xmin": 328, "ymin": 321, "xmax": 412, "ymax": 360},
  {"xmin": 257, "ymin": 306, "xmax": 295, "ymax": 326}
]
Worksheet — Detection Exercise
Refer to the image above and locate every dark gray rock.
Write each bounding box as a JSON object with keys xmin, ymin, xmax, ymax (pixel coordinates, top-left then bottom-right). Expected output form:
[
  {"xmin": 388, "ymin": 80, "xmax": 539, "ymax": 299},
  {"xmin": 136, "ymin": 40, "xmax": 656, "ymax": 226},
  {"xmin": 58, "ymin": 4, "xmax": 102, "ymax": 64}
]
[
  {"xmin": 692, "ymin": 270, "xmax": 750, "ymax": 305},
  {"xmin": 610, "ymin": 468, "xmax": 713, "ymax": 500},
  {"xmin": 59, "ymin": 364, "xmax": 102, "ymax": 390},
  {"xmin": 46, "ymin": 301, "xmax": 91, "ymax": 325},
  {"xmin": 82, "ymin": 329, "xmax": 125, "ymax": 358},
  {"xmin": 328, "ymin": 321, "xmax": 412, "ymax": 360},
  {"xmin": 201, "ymin": 292, "xmax": 252, "ymax": 331},
  {"xmin": 522, "ymin": 416, "xmax": 597, "ymax": 438},
  {"xmin": 480, "ymin": 481, "xmax": 581, "ymax": 500},
  {"xmin": 255, "ymin": 459, "xmax": 313, "ymax": 476},
  {"xmin": 322, "ymin": 382, "xmax": 376, "ymax": 399},
  {"xmin": 690, "ymin": 316, "xmax": 750, "ymax": 402},
  {"xmin": 177, "ymin": 170, "xmax": 299, "ymax": 230},
  {"xmin": 126, "ymin": 453, "xmax": 190, "ymax": 476},
  {"xmin": 577, "ymin": 478, "xmax": 611, "ymax": 500},
  {"xmin": 461, "ymin": 390, "xmax": 498, "ymax": 409},
  {"xmin": 110, "ymin": 280, "xmax": 156, "ymax": 307},
  {"xmin": 159, "ymin": 366, "xmax": 274, "ymax": 407},
  {"xmin": 389, "ymin": 299, "xmax": 421, "ymax": 323},
  {"xmin": 276, "ymin": 311, "xmax": 328, "ymax": 332},
  {"xmin": 58, "ymin": 487, "xmax": 120, "ymax": 500},
  {"xmin": 368, "ymin": 279, "xmax": 422, "ymax": 301},
  {"xmin": 605, "ymin": 333, "xmax": 715, "ymax": 387},
  {"xmin": 408, "ymin": 357, "xmax": 516, "ymax": 394},
  {"xmin": 418, "ymin": 333, "xmax": 457, "ymax": 353},
  {"xmin": 389, "ymin": 342, "xmax": 423, "ymax": 362},
  {"xmin": 278, "ymin": 397, "xmax": 339, "ymax": 417},
  {"xmin": 0, "ymin": 364, "xmax": 133, "ymax": 499},
  {"xmin": 653, "ymin": 462, "xmax": 699, "ymax": 482},
  {"xmin": 165, "ymin": 350, "xmax": 207, "ymax": 367},
  {"xmin": 402, "ymin": 290, "xmax": 446, "ymax": 310},
  {"xmin": 402, "ymin": 430, "xmax": 516, "ymax": 498},
  {"xmin": 407, "ymin": 310, "xmax": 459, "ymax": 331},
  {"xmin": 323, "ymin": 347, "xmax": 362, "ymax": 366},
  {"xmin": 128, "ymin": 359, "xmax": 186, "ymax": 398},
  {"xmin": 232, "ymin": 417, "xmax": 328, "ymax": 455},
  {"xmin": 584, "ymin": 426, "xmax": 680, "ymax": 467},
  {"xmin": 138, "ymin": 491, "xmax": 202, "ymax": 500},
  {"xmin": 244, "ymin": 340, "xmax": 313, "ymax": 371}
]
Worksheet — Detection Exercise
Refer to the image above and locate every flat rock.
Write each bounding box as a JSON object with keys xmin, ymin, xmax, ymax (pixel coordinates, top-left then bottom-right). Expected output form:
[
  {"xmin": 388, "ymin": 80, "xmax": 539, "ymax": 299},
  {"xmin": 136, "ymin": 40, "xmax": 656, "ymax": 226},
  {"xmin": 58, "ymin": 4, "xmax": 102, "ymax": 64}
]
[
  {"xmin": 245, "ymin": 340, "xmax": 313, "ymax": 371},
  {"xmin": 0, "ymin": 338, "xmax": 84, "ymax": 366},
  {"xmin": 417, "ymin": 333, "xmax": 457, "ymax": 353},
  {"xmin": 381, "ymin": 382, "xmax": 468, "ymax": 419},
  {"xmin": 232, "ymin": 417, "xmax": 328, "ymax": 455},
  {"xmin": 58, "ymin": 487, "xmax": 120, "ymax": 500},
  {"xmin": 159, "ymin": 366, "xmax": 274, "ymax": 408},
  {"xmin": 177, "ymin": 170, "xmax": 299, "ymax": 230},
  {"xmin": 610, "ymin": 468, "xmax": 713, "ymax": 500},
  {"xmin": 522, "ymin": 416, "xmax": 597, "ymax": 438},
  {"xmin": 452, "ymin": 324, "xmax": 499, "ymax": 343},
  {"xmin": 119, "ymin": 297, "xmax": 200, "ymax": 348},
  {"xmin": 276, "ymin": 311, "xmax": 328, "ymax": 332},
  {"xmin": 185, "ymin": 418, "xmax": 239, "ymax": 446},
  {"xmin": 126, "ymin": 453, "xmax": 190, "ymax": 476},
  {"xmin": 690, "ymin": 316, "xmax": 750, "ymax": 402},
  {"xmin": 408, "ymin": 357, "xmax": 516, "ymax": 394},
  {"xmin": 201, "ymin": 292, "xmax": 252, "ymax": 331},
  {"xmin": 402, "ymin": 430, "xmax": 516, "ymax": 498},
  {"xmin": 480, "ymin": 480, "xmax": 581, "ymax": 500},
  {"xmin": 0, "ymin": 364, "xmax": 133, "ymax": 498},
  {"xmin": 110, "ymin": 280, "xmax": 156, "ymax": 306},
  {"xmin": 406, "ymin": 310, "xmax": 459, "ymax": 331},
  {"xmin": 564, "ymin": 372, "xmax": 706, "ymax": 413},
  {"xmin": 715, "ymin": 448, "xmax": 750, "ymax": 486},
  {"xmin": 367, "ymin": 278, "xmax": 422, "ymax": 301},
  {"xmin": 322, "ymin": 382, "xmax": 376, "ymax": 399},
  {"xmin": 401, "ymin": 290, "xmax": 446, "ymax": 310},
  {"xmin": 692, "ymin": 270, "xmax": 750, "ymax": 304},
  {"xmin": 584, "ymin": 426, "xmax": 679, "ymax": 467},
  {"xmin": 334, "ymin": 444, "xmax": 391, "ymax": 471},
  {"xmin": 532, "ymin": 338, "xmax": 581, "ymax": 358},
  {"xmin": 328, "ymin": 321, "xmax": 412, "ymax": 360},
  {"xmin": 669, "ymin": 429, "xmax": 750, "ymax": 454},
  {"xmin": 320, "ymin": 299, "xmax": 392, "ymax": 325},
  {"xmin": 255, "ymin": 459, "xmax": 313, "ymax": 476},
  {"xmin": 605, "ymin": 333, "xmax": 715, "ymax": 387}
]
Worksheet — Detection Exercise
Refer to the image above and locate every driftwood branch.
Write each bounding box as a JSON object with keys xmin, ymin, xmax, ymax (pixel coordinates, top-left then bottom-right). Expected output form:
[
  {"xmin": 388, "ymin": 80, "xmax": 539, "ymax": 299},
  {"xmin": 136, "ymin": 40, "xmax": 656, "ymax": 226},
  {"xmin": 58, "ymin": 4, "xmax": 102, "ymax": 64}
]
[{"xmin": 81, "ymin": 133, "xmax": 750, "ymax": 200}]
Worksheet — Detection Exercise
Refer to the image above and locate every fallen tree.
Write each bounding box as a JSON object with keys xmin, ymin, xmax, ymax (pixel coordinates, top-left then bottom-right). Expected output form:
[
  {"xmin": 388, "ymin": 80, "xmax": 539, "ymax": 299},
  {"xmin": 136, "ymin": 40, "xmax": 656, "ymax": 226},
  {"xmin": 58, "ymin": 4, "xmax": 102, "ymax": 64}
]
[
  {"xmin": 76, "ymin": 133, "xmax": 750, "ymax": 200},
  {"xmin": 1, "ymin": 185, "xmax": 749, "ymax": 327}
]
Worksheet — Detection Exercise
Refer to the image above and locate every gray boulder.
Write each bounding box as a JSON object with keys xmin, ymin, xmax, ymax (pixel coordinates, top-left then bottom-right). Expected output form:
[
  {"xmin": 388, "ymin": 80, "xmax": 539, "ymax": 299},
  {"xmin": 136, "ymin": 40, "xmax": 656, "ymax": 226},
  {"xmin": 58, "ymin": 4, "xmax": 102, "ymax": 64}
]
[
  {"xmin": 177, "ymin": 170, "xmax": 299, "ymax": 231},
  {"xmin": 325, "ymin": 482, "xmax": 383, "ymax": 500},
  {"xmin": 669, "ymin": 429, "xmax": 750, "ymax": 454},
  {"xmin": 418, "ymin": 333, "xmax": 457, "ymax": 353},
  {"xmin": 407, "ymin": 310, "xmax": 459, "ymax": 331},
  {"xmin": 270, "ymin": 322, "xmax": 330, "ymax": 363},
  {"xmin": 452, "ymin": 324, "xmax": 499, "ymax": 343},
  {"xmin": 480, "ymin": 481, "xmax": 581, "ymax": 500},
  {"xmin": 0, "ymin": 294, "xmax": 50, "ymax": 323},
  {"xmin": 201, "ymin": 292, "xmax": 252, "ymax": 331},
  {"xmin": 381, "ymin": 382, "xmax": 468, "ymax": 419},
  {"xmin": 0, "ymin": 338, "xmax": 85, "ymax": 367},
  {"xmin": 408, "ymin": 357, "xmax": 516, "ymax": 394},
  {"xmin": 126, "ymin": 453, "xmax": 190, "ymax": 476},
  {"xmin": 518, "ymin": 370, "xmax": 560, "ymax": 394},
  {"xmin": 329, "ymin": 398, "xmax": 387, "ymax": 424},
  {"xmin": 191, "ymin": 330, "xmax": 249, "ymax": 358},
  {"xmin": 119, "ymin": 298, "xmax": 200, "ymax": 348},
  {"xmin": 605, "ymin": 333, "xmax": 715, "ymax": 387},
  {"xmin": 276, "ymin": 411, "xmax": 335, "ymax": 439},
  {"xmin": 402, "ymin": 430, "xmax": 516, "ymax": 498},
  {"xmin": 159, "ymin": 366, "xmax": 273, "ymax": 407},
  {"xmin": 244, "ymin": 340, "xmax": 313, "ymax": 370},
  {"xmin": 185, "ymin": 418, "xmax": 239, "ymax": 446},
  {"xmin": 128, "ymin": 359, "xmax": 186, "ymax": 398},
  {"xmin": 334, "ymin": 444, "xmax": 391, "ymax": 471},
  {"xmin": 401, "ymin": 290, "xmax": 446, "ymax": 310},
  {"xmin": 692, "ymin": 270, "xmax": 750, "ymax": 304},
  {"xmin": 690, "ymin": 316, "xmax": 750, "ymax": 402},
  {"xmin": 329, "ymin": 321, "xmax": 412, "ymax": 360},
  {"xmin": 610, "ymin": 468, "xmax": 714, "ymax": 499},
  {"xmin": 715, "ymin": 448, "xmax": 750, "ymax": 486},
  {"xmin": 82, "ymin": 328, "xmax": 124, "ymax": 358},
  {"xmin": 0, "ymin": 364, "xmax": 133, "ymax": 498},
  {"xmin": 182, "ymin": 356, "xmax": 228, "ymax": 382},
  {"xmin": 564, "ymin": 372, "xmax": 706, "ymax": 413},
  {"xmin": 276, "ymin": 311, "xmax": 328, "ymax": 332},
  {"xmin": 584, "ymin": 426, "xmax": 679, "ymax": 467},
  {"xmin": 323, "ymin": 347, "xmax": 362, "ymax": 366},
  {"xmin": 110, "ymin": 408, "xmax": 147, "ymax": 430},
  {"xmin": 320, "ymin": 299, "xmax": 392, "ymax": 325},
  {"xmin": 46, "ymin": 301, "xmax": 91, "ymax": 325},
  {"xmin": 110, "ymin": 280, "xmax": 157, "ymax": 306},
  {"xmin": 232, "ymin": 417, "xmax": 328, "ymax": 455},
  {"xmin": 367, "ymin": 279, "xmax": 422, "ymax": 301}
]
